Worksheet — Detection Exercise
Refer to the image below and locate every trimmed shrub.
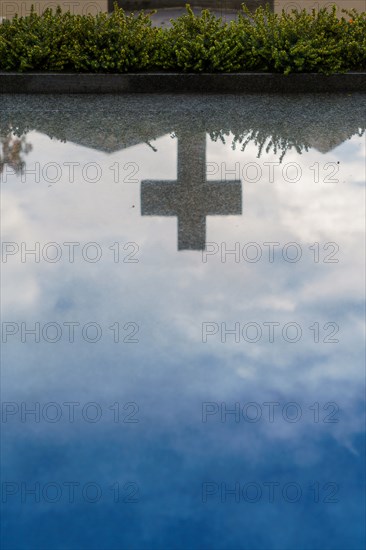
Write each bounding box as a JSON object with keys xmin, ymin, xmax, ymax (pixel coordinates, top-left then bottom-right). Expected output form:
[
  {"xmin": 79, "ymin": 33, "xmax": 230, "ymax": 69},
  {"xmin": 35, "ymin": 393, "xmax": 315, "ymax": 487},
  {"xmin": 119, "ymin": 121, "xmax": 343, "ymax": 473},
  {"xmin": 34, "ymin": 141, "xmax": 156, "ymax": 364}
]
[{"xmin": 0, "ymin": 3, "xmax": 365, "ymax": 74}]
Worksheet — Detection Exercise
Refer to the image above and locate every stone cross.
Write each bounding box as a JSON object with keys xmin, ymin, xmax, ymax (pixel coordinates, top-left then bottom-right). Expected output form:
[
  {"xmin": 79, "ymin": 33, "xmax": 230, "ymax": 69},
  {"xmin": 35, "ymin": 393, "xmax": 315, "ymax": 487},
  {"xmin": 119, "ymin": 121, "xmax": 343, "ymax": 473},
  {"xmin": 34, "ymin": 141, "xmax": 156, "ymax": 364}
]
[{"xmin": 141, "ymin": 131, "xmax": 242, "ymax": 250}]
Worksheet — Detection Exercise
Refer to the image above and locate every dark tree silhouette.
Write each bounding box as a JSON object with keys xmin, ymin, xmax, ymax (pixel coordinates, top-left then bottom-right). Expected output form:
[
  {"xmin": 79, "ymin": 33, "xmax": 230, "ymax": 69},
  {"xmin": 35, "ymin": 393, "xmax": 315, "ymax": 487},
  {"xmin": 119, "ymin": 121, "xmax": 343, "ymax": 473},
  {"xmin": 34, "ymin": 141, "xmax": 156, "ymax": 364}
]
[{"xmin": 0, "ymin": 133, "xmax": 33, "ymax": 177}]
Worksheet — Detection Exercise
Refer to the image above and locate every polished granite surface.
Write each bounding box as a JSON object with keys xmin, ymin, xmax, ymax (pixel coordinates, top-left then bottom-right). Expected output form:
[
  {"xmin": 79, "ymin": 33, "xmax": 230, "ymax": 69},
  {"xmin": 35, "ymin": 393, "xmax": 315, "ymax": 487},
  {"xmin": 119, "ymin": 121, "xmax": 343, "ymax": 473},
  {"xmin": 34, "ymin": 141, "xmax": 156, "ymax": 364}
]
[{"xmin": 1, "ymin": 94, "xmax": 365, "ymax": 549}]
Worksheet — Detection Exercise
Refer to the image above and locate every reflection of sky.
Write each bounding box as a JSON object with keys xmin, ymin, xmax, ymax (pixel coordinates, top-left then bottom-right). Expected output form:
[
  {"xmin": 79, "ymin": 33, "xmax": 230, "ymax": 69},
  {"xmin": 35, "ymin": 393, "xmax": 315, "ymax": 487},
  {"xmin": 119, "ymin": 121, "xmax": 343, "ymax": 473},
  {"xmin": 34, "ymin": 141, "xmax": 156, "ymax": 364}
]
[{"xmin": 1, "ymin": 97, "xmax": 365, "ymax": 549}]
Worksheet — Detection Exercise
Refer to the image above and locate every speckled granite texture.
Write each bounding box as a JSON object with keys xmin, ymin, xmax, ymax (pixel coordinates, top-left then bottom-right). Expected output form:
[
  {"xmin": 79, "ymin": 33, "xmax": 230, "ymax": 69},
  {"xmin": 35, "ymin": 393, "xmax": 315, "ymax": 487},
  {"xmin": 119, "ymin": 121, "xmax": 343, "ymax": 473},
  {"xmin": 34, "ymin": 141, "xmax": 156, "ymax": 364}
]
[
  {"xmin": 1, "ymin": 73, "xmax": 365, "ymax": 94},
  {"xmin": 1, "ymin": 93, "xmax": 364, "ymax": 155}
]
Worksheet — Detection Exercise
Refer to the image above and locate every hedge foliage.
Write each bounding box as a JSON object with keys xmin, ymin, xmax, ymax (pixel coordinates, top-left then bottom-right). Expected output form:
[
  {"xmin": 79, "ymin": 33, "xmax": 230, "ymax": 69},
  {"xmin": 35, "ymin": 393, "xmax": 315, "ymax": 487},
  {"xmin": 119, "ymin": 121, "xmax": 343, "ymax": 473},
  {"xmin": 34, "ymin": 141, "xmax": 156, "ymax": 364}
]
[{"xmin": 0, "ymin": 3, "xmax": 365, "ymax": 74}]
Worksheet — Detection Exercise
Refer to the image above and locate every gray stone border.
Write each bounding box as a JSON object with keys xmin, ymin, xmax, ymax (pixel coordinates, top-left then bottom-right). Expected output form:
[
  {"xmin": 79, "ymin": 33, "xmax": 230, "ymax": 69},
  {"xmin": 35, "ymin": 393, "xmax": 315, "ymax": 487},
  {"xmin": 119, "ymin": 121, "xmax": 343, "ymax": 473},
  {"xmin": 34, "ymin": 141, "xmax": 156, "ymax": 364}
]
[{"xmin": 0, "ymin": 72, "xmax": 365, "ymax": 94}]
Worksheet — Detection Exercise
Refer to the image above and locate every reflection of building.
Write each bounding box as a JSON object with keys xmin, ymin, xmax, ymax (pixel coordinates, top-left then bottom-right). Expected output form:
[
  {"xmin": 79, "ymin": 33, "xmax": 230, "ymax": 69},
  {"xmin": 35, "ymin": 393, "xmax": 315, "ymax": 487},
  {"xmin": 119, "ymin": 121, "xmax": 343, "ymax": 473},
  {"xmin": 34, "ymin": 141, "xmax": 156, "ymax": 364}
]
[
  {"xmin": 141, "ymin": 131, "xmax": 242, "ymax": 250},
  {"xmin": 2, "ymin": 94, "xmax": 364, "ymax": 251},
  {"xmin": 308, "ymin": 132, "xmax": 357, "ymax": 154}
]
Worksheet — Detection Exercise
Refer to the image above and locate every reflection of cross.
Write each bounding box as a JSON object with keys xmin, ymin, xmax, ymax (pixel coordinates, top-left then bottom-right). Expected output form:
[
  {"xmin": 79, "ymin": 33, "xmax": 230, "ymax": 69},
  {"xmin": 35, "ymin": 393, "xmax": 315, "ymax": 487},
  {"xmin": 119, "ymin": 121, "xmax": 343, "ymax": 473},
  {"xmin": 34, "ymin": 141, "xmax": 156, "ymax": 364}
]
[{"xmin": 141, "ymin": 131, "xmax": 242, "ymax": 250}]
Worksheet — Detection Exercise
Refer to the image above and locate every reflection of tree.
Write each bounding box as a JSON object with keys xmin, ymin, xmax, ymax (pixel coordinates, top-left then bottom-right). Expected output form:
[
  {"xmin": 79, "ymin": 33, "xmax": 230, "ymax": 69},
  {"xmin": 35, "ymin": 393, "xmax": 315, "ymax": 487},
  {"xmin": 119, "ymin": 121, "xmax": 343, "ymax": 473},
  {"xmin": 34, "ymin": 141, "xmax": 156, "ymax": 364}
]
[
  {"xmin": 2, "ymin": 94, "xmax": 364, "ymax": 161},
  {"xmin": 210, "ymin": 127, "xmax": 365, "ymax": 162},
  {"xmin": 209, "ymin": 129, "xmax": 309, "ymax": 162},
  {"xmin": 0, "ymin": 133, "xmax": 33, "ymax": 176}
]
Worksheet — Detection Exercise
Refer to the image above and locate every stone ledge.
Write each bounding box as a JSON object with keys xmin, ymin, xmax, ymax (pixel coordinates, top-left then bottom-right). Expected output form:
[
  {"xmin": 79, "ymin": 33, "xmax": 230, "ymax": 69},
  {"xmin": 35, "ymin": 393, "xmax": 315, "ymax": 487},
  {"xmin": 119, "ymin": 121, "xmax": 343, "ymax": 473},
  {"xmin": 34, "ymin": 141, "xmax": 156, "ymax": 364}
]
[{"xmin": 0, "ymin": 72, "xmax": 365, "ymax": 94}]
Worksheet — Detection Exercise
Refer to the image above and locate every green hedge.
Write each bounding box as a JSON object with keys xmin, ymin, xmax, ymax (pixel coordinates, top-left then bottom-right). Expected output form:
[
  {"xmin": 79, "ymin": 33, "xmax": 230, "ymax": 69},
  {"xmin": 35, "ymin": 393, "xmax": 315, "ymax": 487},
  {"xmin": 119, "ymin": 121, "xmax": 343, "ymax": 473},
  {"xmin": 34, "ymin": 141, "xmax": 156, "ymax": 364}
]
[{"xmin": 0, "ymin": 3, "xmax": 365, "ymax": 74}]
